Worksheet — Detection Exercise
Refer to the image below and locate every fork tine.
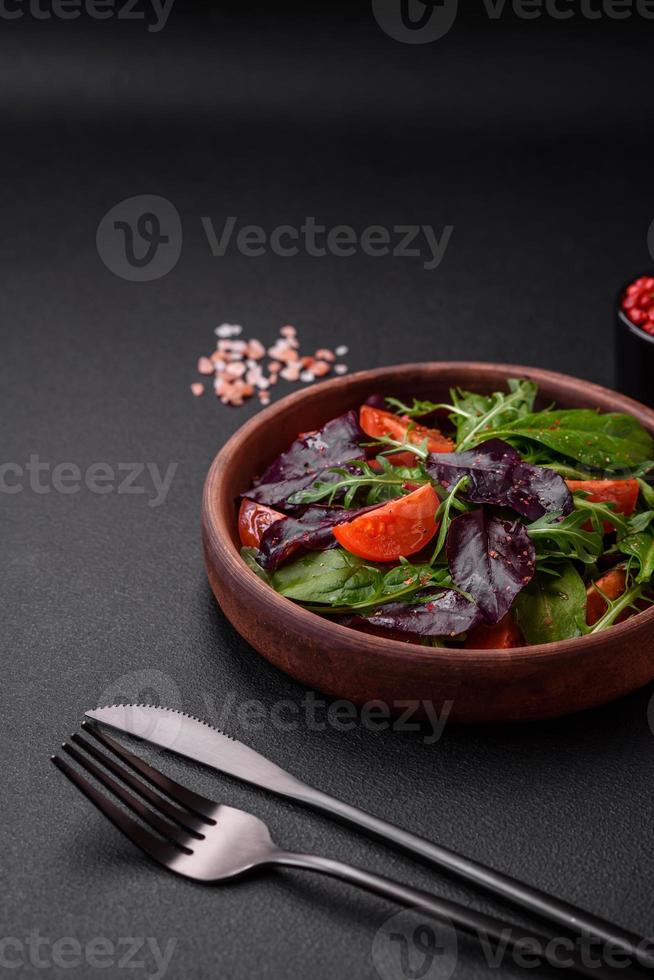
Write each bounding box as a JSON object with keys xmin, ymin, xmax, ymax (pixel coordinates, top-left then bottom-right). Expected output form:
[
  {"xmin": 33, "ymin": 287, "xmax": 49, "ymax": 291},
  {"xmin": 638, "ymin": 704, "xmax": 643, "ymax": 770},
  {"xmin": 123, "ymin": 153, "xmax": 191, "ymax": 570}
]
[
  {"xmin": 52, "ymin": 755, "xmax": 182, "ymax": 866},
  {"xmin": 82, "ymin": 720, "xmax": 216, "ymax": 820},
  {"xmin": 61, "ymin": 741, "xmax": 193, "ymax": 852},
  {"xmin": 70, "ymin": 732, "xmax": 207, "ymax": 838}
]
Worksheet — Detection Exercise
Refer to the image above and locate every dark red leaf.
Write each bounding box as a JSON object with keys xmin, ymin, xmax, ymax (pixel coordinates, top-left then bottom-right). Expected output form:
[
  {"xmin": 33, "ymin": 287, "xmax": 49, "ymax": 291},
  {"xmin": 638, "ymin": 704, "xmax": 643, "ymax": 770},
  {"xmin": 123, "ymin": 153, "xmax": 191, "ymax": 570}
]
[
  {"xmin": 446, "ymin": 510, "xmax": 536, "ymax": 625},
  {"xmin": 243, "ymin": 410, "xmax": 365, "ymax": 508},
  {"xmin": 426, "ymin": 438, "xmax": 573, "ymax": 521},
  {"xmin": 363, "ymin": 590, "xmax": 482, "ymax": 637},
  {"xmin": 258, "ymin": 504, "xmax": 381, "ymax": 570}
]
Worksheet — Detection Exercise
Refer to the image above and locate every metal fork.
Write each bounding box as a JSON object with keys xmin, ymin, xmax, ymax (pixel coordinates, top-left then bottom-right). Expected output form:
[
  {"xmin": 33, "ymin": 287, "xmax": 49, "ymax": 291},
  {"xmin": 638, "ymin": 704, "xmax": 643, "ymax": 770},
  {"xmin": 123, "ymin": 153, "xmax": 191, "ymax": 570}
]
[{"xmin": 52, "ymin": 722, "xmax": 645, "ymax": 980}]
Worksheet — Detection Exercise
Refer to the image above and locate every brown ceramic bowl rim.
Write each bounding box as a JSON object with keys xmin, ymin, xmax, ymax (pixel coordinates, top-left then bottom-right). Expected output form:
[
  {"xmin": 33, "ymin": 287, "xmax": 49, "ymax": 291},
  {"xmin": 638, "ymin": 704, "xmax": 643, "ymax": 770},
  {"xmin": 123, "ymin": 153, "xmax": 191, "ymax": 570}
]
[{"xmin": 202, "ymin": 361, "xmax": 654, "ymax": 669}]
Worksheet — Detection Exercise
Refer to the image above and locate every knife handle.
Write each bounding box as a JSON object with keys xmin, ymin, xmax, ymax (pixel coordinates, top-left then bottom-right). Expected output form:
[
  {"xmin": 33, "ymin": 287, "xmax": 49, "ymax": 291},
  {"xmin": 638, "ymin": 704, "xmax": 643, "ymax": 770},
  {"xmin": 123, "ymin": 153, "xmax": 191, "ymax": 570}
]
[
  {"xmin": 293, "ymin": 785, "xmax": 652, "ymax": 971},
  {"xmin": 271, "ymin": 849, "xmax": 643, "ymax": 980}
]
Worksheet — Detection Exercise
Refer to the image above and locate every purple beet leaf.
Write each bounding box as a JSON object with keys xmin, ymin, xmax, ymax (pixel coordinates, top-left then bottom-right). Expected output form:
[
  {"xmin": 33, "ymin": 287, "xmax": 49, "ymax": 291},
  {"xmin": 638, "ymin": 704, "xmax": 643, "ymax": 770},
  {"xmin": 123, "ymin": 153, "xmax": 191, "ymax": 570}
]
[
  {"xmin": 363, "ymin": 590, "xmax": 482, "ymax": 637},
  {"xmin": 426, "ymin": 438, "xmax": 573, "ymax": 521},
  {"xmin": 258, "ymin": 504, "xmax": 381, "ymax": 570},
  {"xmin": 446, "ymin": 509, "xmax": 536, "ymax": 625},
  {"xmin": 243, "ymin": 410, "xmax": 366, "ymax": 508}
]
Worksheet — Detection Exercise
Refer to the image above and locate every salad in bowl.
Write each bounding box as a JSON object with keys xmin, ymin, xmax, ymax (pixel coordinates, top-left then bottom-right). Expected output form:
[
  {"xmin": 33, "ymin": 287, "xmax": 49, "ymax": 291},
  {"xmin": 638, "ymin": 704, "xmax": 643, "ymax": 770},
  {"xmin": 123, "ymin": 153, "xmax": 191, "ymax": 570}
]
[{"xmin": 238, "ymin": 378, "xmax": 654, "ymax": 649}]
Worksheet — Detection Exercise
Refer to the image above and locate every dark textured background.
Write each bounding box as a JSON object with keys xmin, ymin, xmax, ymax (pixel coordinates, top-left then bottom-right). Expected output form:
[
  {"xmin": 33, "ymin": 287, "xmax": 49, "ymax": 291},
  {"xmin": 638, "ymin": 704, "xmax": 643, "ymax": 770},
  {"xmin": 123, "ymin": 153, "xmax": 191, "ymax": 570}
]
[{"xmin": 3, "ymin": 3, "xmax": 654, "ymax": 979}]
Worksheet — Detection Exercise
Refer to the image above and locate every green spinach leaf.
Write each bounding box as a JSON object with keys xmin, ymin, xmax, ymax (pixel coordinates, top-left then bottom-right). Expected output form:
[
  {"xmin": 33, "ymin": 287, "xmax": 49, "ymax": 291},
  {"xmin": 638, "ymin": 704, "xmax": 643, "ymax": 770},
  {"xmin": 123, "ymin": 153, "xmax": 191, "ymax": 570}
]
[
  {"xmin": 514, "ymin": 562, "xmax": 588, "ymax": 644},
  {"xmin": 479, "ymin": 409, "xmax": 654, "ymax": 471}
]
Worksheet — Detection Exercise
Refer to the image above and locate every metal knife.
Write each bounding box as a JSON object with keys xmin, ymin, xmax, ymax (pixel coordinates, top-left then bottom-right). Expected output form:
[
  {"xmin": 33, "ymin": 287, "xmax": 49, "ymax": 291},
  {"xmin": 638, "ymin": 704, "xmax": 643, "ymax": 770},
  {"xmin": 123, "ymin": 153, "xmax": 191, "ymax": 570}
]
[{"xmin": 85, "ymin": 703, "xmax": 651, "ymax": 969}]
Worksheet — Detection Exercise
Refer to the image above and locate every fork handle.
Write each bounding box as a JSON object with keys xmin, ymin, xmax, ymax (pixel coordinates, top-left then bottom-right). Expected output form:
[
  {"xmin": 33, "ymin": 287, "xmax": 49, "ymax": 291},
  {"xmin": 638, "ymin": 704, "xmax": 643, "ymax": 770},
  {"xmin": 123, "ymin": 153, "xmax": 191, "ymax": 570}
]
[
  {"xmin": 289, "ymin": 785, "xmax": 652, "ymax": 970},
  {"xmin": 271, "ymin": 850, "xmax": 645, "ymax": 980}
]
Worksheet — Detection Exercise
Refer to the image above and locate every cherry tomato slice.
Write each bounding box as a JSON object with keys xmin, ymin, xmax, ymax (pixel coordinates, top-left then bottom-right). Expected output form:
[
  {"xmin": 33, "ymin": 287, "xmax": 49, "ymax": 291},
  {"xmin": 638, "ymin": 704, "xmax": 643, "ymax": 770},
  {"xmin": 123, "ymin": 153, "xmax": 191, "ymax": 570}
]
[
  {"xmin": 238, "ymin": 498, "xmax": 285, "ymax": 548},
  {"xmin": 332, "ymin": 484, "xmax": 439, "ymax": 562},
  {"xmin": 465, "ymin": 613, "xmax": 523, "ymax": 649},
  {"xmin": 586, "ymin": 567, "xmax": 627, "ymax": 626},
  {"xmin": 566, "ymin": 479, "xmax": 639, "ymax": 533},
  {"xmin": 359, "ymin": 405, "xmax": 454, "ymax": 457}
]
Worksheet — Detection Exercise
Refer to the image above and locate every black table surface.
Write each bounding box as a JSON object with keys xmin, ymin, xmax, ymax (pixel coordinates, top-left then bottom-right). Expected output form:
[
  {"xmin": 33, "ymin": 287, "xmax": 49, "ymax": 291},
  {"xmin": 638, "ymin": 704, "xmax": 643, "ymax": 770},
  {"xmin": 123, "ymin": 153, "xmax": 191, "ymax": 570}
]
[{"xmin": 3, "ymin": 4, "xmax": 654, "ymax": 979}]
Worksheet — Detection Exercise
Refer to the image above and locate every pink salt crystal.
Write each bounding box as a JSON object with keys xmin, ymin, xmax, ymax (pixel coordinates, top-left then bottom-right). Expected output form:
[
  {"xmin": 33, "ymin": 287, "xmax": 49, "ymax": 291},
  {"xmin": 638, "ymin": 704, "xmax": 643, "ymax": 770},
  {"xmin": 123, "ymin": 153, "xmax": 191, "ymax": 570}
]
[
  {"xmin": 198, "ymin": 357, "xmax": 214, "ymax": 375},
  {"xmin": 246, "ymin": 338, "xmax": 266, "ymax": 360},
  {"xmin": 334, "ymin": 364, "xmax": 348, "ymax": 375},
  {"xmin": 300, "ymin": 370, "xmax": 315, "ymax": 383},
  {"xmin": 312, "ymin": 360, "xmax": 330, "ymax": 377},
  {"xmin": 280, "ymin": 364, "xmax": 301, "ymax": 382},
  {"xmin": 267, "ymin": 361, "xmax": 281, "ymax": 373},
  {"xmin": 315, "ymin": 348, "xmax": 335, "ymax": 362},
  {"xmin": 256, "ymin": 377, "xmax": 270, "ymax": 390},
  {"xmin": 246, "ymin": 367, "xmax": 261, "ymax": 386},
  {"xmin": 225, "ymin": 362, "xmax": 246, "ymax": 378},
  {"xmin": 277, "ymin": 347, "xmax": 299, "ymax": 364},
  {"xmin": 190, "ymin": 382, "xmax": 204, "ymax": 396},
  {"xmin": 280, "ymin": 325, "xmax": 296, "ymax": 338},
  {"xmin": 258, "ymin": 390, "xmax": 271, "ymax": 405}
]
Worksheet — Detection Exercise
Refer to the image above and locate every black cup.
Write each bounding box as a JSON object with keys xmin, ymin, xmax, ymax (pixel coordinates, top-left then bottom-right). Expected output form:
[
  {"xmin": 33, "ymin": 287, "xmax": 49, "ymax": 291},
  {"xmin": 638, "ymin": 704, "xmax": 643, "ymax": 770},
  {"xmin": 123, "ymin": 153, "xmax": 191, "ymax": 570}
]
[{"xmin": 615, "ymin": 274, "xmax": 654, "ymax": 408}]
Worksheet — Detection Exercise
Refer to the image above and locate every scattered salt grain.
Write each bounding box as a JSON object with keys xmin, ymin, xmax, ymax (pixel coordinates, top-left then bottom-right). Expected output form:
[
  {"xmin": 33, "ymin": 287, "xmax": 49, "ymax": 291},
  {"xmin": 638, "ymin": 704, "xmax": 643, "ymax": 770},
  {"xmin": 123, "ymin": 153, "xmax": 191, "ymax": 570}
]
[
  {"xmin": 197, "ymin": 357, "xmax": 214, "ymax": 375},
  {"xmin": 194, "ymin": 322, "xmax": 349, "ymax": 406},
  {"xmin": 215, "ymin": 323, "xmax": 242, "ymax": 338},
  {"xmin": 335, "ymin": 345, "xmax": 348, "ymax": 356}
]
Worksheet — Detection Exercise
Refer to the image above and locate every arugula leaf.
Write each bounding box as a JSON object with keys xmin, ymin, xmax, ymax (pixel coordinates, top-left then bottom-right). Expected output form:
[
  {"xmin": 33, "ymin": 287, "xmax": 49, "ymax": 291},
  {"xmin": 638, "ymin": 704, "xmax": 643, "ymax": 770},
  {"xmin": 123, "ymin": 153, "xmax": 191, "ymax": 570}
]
[
  {"xmin": 452, "ymin": 379, "xmax": 538, "ymax": 450},
  {"xmin": 288, "ymin": 457, "xmax": 427, "ymax": 507},
  {"xmin": 385, "ymin": 396, "xmax": 462, "ymax": 420},
  {"xmin": 527, "ymin": 510, "xmax": 603, "ymax": 565},
  {"xmin": 430, "ymin": 476, "xmax": 470, "ymax": 564},
  {"xmin": 571, "ymin": 494, "xmax": 631, "ymax": 536},
  {"xmin": 514, "ymin": 562, "xmax": 588, "ymax": 644},
  {"xmin": 617, "ymin": 512, "xmax": 654, "ymax": 583},
  {"xmin": 588, "ymin": 581, "xmax": 653, "ymax": 633},
  {"xmin": 479, "ymin": 409, "xmax": 654, "ymax": 472}
]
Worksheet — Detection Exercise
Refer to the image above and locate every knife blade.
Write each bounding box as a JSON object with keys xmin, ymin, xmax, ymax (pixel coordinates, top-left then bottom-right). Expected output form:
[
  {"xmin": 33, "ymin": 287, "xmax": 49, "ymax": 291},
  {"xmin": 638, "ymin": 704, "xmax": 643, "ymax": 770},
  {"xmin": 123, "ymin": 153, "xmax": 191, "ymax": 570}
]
[{"xmin": 85, "ymin": 703, "xmax": 651, "ymax": 969}]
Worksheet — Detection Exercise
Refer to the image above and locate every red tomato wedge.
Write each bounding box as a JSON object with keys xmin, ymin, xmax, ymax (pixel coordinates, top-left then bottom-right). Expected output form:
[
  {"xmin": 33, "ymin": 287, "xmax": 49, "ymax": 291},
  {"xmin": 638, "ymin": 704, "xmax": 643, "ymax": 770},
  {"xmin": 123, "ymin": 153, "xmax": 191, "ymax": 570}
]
[
  {"xmin": 586, "ymin": 567, "xmax": 627, "ymax": 626},
  {"xmin": 333, "ymin": 484, "xmax": 439, "ymax": 562},
  {"xmin": 465, "ymin": 613, "xmax": 523, "ymax": 649},
  {"xmin": 238, "ymin": 498, "xmax": 284, "ymax": 548},
  {"xmin": 566, "ymin": 479, "xmax": 639, "ymax": 532},
  {"xmin": 359, "ymin": 406, "xmax": 454, "ymax": 462}
]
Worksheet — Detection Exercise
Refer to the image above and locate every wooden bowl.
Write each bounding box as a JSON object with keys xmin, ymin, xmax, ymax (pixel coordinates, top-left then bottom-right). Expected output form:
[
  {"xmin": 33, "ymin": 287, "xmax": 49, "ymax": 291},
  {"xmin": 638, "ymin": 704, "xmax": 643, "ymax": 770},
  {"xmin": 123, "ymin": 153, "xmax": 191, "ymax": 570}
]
[{"xmin": 202, "ymin": 363, "xmax": 654, "ymax": 724}]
